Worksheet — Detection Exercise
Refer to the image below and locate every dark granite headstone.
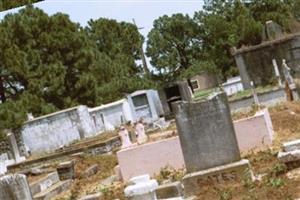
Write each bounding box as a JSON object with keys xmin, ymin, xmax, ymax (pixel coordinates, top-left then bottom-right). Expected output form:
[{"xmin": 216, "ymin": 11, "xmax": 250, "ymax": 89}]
[{"xmin": 174, "ymin": 92, "xmax": 241, "ymax": 172}]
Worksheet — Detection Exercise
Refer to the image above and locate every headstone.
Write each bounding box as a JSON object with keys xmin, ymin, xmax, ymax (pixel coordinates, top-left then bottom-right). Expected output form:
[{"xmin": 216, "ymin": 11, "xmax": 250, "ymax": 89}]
[
  {"xmin": 124, "ymin": 174, "xmax": 158, "ymax": 200},
  {"xmin": 0, "ymin": 174, "xmax": 33, "ymax": 200},
  {"xmin": 136, "ymin": 121, "xmax": 148, "ymax": 144},
  {"xmin": 0, "ymin": 153, "xmax": 8, "ymax": 175},
  {"xmin": 174, "ymin": 92, "xmax": 241, "ymax": 172},
  {"xmin": 119, "ymin": 127, "xmax": 133, "ymax": 149},
  {"xmin": 57, "ymin": 161, "xmax": 75, "ymax": 180},
  {"xmin": 7, "ymin": 131, "xmax": 26, "ymax": 163},
  {"xmin": 174, "ymin": 92, "xmax": 252, "ymax": 196},
  {"xmin": 265, "ymin": 20, "xmax": 284, "ymax": 40}
]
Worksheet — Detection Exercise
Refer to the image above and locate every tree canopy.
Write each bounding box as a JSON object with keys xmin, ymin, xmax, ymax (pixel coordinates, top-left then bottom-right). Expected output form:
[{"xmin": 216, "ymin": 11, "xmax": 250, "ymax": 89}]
[
  {"xmin": 147, "ymin": 0, "xmax": 300, "ymax": 83},
  {"xmin": 0, "ymin": 6, "xmax": 153, "ymax": 131}
]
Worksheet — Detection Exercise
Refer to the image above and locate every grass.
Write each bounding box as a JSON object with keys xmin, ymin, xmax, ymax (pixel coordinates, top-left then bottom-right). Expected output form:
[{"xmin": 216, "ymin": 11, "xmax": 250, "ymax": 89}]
[
  {"xmin": 194, "ymin": 88, "xmax": 217, "ymax": 100},
  {"xmin": 228, "ymin": 84, "xmax": 278, "ymax": 101},
  {"xmin": 193, "ymin": 84, "xmax": 278, "ymax": 102}
]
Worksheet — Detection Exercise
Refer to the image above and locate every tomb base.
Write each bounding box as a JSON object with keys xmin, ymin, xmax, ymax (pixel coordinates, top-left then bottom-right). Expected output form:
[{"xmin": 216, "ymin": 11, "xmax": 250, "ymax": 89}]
[{"xmin": 182, "ymin": 159, "xmax": 252, "ymax": 197}]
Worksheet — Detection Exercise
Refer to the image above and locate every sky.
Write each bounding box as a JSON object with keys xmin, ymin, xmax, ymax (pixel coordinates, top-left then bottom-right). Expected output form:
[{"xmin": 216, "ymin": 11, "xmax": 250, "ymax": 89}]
[
  {"xmin": 0, "ymin": 0, "xmax": 204, "ymax": 38},
  {"xmin": 0, "ymin": 0, "xmax": 204, "ymax": 69}
]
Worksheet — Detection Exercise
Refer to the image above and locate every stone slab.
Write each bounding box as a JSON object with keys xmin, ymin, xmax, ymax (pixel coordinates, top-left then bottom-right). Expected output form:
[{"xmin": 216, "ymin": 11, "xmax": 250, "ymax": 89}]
[
  {"xmin": 182, "ymin": 159, "xmax": 251, "ymax": 197},
  {"xmin": 234, "ymin": 108, "xmax": 274, "ymax": 152},
  {"xmin": 174, "ymin": 92, "xmax": 241, "ymax": 172},
  {"xmin": 283, "ymin": 139, "xmax": 300, "ymax": 152},
  {"xmin": 278, "ymin": 150, "xmax": 300, "ymax": 163},
  {"xmin": 33, "ymin": 179, "xmax": 72, "ymax": 200},
  {"xmin": 29, "ymin": 172, "xmax": 59, "ymax": 195},
  {"xmin": 155, "ymin": 181, "xmax": 183, "ymax": 199},
  {"xmin": 117, "ymin": 136, "xmax": 185, "ymax": 181},
  {"xmin": 79, "ymin": 192, "xmax": 103, "ymax": 200},
  {"xmin": 80, "ymin": 164, "xmax": 98, "ymax": 178}
]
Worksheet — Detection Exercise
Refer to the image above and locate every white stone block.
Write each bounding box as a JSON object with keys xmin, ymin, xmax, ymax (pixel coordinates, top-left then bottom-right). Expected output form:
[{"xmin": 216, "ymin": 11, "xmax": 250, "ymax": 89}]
[
  {"xmin": 283, "ymin": 139, "xmax": 300, "ymax": 152},
  {"xmin": 278, "ymin": 150, "xmax": 300, "ymax": 163},
  {"xmin": 125, "ymin": 175, "xmax": 158, "ymax": 200}
]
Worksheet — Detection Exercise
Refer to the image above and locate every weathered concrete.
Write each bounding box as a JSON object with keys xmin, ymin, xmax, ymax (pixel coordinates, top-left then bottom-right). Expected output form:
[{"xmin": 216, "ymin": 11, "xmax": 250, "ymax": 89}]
[
  {"xmin": 229, "ymin": 87, "xmax": 287, "ymax": 113},
  {"xmin": 124, "ymin": 175, "xmax": 158, "ymax": 200},
  {"xmin": 232, "ymin": 33, "xmax": 300, "ymax": 88},
  {"xmin": 79, "ymin": 193, "xmax": 103, "ymax": 200},
  {"xmin": 155, "ymin": 181, "xmax": 183, "ymax": 199},
  {"xmin": 7, "ymin": 131, "xmax": 26, "ymax": 163},
  {"xmin": 80, "ymin": 164, "xmax": 98, "ymax": 178},
  {"xmin": 0, "ymin": 174, "xmax": 33, "ymax": 200},
  {"xmin": 182, "ymin": 159, "xmax": 252, "ymax": 197},
  {"xmin": 283, "ymin": 139, "xmax": 300, "ymax": 152},
  {"xmin": 117, "ymin": 137, "xmax": 185, "ymax": 181},
  {"xmin": 21, "ymin": 105, "xmax": 96, "ymax": 154},
  {"xmin": 57, "ymin": 161, "xmax": 75, "ymax": 180},
  {"xmin": 33, "ymin": 179, "xmax": 72, "ymax": 200},
  {"xmin": 29, "ymin": 172, "xmax": 59, "ymax": 196},
  {"xmin": 234, "ymin": 108, "xmax": 274, "ymax": 152},
  {"xmin": 278, "ymin": 150, "xmax": 300, "ymax": 163},
  {"xmin": 174, "ymin": 92, "xmax": 241, "ymax": 172}
]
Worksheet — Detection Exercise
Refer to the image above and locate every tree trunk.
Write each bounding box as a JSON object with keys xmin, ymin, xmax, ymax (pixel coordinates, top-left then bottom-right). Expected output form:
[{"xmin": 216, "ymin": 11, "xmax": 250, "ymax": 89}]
[{"xmin": 0, "ymin": 76, "xmax": 6, "ymax": 103}]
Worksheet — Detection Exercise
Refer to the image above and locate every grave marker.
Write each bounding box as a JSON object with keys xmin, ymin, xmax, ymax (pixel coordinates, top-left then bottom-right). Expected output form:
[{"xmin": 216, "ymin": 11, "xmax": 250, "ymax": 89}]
[{"xmin": 0, "ymin": 174, "xmax": 33, "ymax": 200}]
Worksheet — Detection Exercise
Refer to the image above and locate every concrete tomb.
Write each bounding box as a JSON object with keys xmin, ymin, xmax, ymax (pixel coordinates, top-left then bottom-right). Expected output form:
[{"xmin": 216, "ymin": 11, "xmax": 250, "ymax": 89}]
[
  {"xmin": 174, "ymin": 92, "xmax": 252, "ymax": 196},
  {"xmin": 0, "ymin": 174, "xmax": 33, "ymax": 200}
]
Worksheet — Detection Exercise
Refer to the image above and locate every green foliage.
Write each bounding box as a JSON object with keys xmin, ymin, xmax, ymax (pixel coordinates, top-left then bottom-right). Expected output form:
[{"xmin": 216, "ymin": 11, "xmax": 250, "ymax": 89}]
[
  {"xmin": 146, "ymin": 14, "xmax": 203, "ymax": 84},
  {"xmin": 148, "ymin": 0, "xmax": 299, "ymax": 84},
  {"xmin": 0, "ymin": 0, "xmax": 42, "ymax": 11},
  {"xmin": 0, "ymin": 6, "xmax": 154, "ymax": 131},
  {"xmin": 268, "ymin": 178, "xmax": 285, "ymax": 188}
]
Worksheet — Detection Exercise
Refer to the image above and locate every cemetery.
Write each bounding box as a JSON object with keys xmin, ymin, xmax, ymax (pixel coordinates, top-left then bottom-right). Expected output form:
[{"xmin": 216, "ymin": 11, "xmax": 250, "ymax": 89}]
[
  {"xmin": 2, "ymin": 86, "xmax": 300, "ymax": 199},
  {"xmin": 3, "ymin": 2, "xmax": 300, "ymax": 200}
]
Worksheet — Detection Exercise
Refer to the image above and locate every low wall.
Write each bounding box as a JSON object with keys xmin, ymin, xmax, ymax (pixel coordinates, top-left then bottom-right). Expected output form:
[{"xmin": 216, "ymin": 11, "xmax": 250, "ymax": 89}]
[
  {"xmin": 229, "ymin": 88, "xmax": 286, "ymax": 112},
  {"xmin": 21, "ymin": 106, "xmax": 97, "ymax": 154},
  {"xmin": 234, "ymin": 108, "xmax": 274, "ymax": 152},
  {"xmin": 117, "ymin": 136, "xmax": 185, "ymax": 181},
  {"xmin": 117, "ymin": 109, "xmax": 274, "ymax": 180}
]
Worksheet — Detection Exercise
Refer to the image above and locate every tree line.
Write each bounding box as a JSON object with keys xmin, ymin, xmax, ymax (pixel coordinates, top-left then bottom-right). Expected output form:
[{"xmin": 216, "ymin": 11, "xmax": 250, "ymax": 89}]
[{"xmin": 1, "ymin": 0, "xmax": 300, "ymax": 131}]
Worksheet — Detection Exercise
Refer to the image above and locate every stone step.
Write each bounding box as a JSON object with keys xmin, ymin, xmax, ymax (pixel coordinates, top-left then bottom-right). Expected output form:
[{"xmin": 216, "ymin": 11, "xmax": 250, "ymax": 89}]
[
  {"xmin": 30, "ymin": 172, "xmax": 60, "ymax": 195},
  {"xmin": 33, "ymin": 179, "xmax": 72, "ymax": 200}
]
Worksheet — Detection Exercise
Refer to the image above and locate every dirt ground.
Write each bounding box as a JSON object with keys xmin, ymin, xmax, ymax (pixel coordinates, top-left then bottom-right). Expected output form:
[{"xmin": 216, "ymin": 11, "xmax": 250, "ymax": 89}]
[{"xmin": 51, "ymin": 101, "xmax": 300, "ymax": 200}]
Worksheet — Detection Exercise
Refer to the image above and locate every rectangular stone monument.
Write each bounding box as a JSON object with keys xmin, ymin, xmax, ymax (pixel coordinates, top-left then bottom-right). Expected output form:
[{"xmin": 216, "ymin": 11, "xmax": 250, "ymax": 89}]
[
  {"xmin": 57, "ymin": 161, "xmax": 75, "ymax": 180},
  {"xmin": 0, "ymin": 174, "xmax": 33, "ymax": 200},
  {"xmin": 174, "ymin": 92, "xmax": 252, "ymax": 196},
  {"xmin": 174, "ymin": 92, "xmax": 241, "ymax": 172},
  {"xmin": 7, "ymin": 131, "xmax": 26, "ymax": 163}
]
